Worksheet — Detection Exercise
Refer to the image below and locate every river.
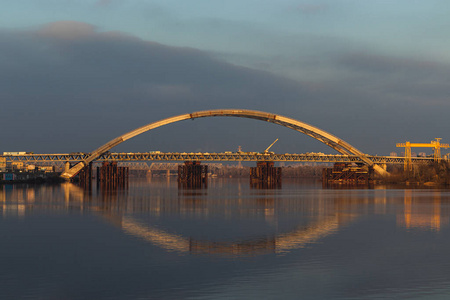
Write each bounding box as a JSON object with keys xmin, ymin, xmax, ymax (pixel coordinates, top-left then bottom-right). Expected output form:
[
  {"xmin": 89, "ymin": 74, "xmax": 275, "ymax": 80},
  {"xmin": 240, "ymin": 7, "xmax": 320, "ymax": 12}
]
[{"xmin": 1, "ymin": 178, "xmax": 450, "ymax": 299}]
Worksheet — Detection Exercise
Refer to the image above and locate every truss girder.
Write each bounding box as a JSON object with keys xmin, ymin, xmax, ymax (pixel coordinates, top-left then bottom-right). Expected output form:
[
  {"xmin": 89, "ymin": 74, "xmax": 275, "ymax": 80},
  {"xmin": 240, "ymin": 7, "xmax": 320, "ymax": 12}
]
[{"xmin": 3, "ymin": 152, "xmax": 433, "ymax": 165}]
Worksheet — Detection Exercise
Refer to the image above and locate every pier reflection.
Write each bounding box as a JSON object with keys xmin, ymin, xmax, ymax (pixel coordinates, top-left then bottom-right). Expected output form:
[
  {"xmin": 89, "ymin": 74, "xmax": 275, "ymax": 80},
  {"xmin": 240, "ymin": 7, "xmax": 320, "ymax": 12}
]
[
  {"xmin": 323, "ymin": 182, "xmax": 374, "ymax": 189},
  {"xmin": 399, "ymin": 189, "xmax": 446, "ymax": 231},
  {"xmin": 1, "ymin": 179, "xmax": 450, "ymax": 256},
  {"xmin": 250, "ymin": 181, "xmax": 282, "ymax": 189}
]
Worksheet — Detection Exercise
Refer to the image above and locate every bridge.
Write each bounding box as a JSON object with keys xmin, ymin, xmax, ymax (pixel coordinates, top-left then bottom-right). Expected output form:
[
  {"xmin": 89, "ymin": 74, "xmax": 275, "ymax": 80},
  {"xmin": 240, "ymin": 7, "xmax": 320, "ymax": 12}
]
[
  {"xmin": 1, "ymin": 109, "xmax": 439, "ymax": 178},
  {"xmin": 3, "ymin": 151, "xmax": 433, "ymax": 165}
]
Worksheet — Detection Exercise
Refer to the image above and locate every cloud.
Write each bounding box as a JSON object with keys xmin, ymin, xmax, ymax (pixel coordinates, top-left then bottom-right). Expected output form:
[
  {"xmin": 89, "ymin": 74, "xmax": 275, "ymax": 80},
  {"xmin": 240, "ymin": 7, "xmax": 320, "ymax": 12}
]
[
  {"xmin": 0, "ymin": 21, "xmax": 318, "ymax": 153},
  {"xmin": 337, "ymin": 52, "xmax": 450, "ymax": 104},
  {"xmin": 95, "ymin": 0, "xmax": 114, "ymax": 7},
  {"xmin": 290, "ymin": 4, "xmax": 329, "ymax": 14},
  {"xmin": 36, "ymin": 21, "xmax": 97, "ymax": 40},
  {"xmin": 338, "ymin": 52, "xmax": 444, "ymax": 75},
  {"xmin": 0, "ymin": 21, "xmax": 449, "ymax": 155}
]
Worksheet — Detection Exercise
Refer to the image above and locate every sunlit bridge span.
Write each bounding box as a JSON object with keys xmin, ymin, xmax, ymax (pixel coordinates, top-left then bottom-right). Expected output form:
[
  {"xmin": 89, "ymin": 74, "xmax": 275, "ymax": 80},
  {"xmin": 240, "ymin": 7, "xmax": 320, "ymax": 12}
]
[
  {"xmin": 2, "ymin": 109, "xmax": 436, "ymax": 177},
  {"xmin": 5, "ymin": 151, "xmax": 433, "ymax": 165},
  {"xmin": 61, "ymin": 109, "xmax": 393, "ymax": 179},
  {"xmin": 1, "ymin": 109, "xmax": 431, "ymax": 179}
]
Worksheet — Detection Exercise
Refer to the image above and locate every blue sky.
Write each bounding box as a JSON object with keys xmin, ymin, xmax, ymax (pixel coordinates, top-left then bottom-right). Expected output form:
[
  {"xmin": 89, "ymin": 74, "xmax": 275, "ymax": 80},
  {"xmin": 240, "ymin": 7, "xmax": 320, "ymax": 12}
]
[{"xmin": 1, "ymin": 0, "xmax": 450, "ymax": 155}]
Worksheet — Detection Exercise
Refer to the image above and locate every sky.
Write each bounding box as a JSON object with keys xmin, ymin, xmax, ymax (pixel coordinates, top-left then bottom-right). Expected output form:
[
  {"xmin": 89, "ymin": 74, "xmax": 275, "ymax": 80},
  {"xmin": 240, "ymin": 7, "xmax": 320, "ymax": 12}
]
[{"xmin": 1, "ymin": 0, "xmax": 450, "ymax": 155}]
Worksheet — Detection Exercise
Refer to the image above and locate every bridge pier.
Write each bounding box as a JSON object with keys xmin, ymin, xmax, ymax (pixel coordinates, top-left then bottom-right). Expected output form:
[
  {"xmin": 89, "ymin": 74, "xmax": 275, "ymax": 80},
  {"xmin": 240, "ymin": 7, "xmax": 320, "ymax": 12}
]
[
  {"xmin": 96, "ymin": 162, "xmax": 129, "ymax": 189},
  {"xmin": 178, "ymin": 161, "xmax": 208, "ymax": 188},
  {"xmin": 250, "ymin": 161, "xmax": 282, "ymax": 188},
  {"xmin": 322, "ymin": 163, "xmax": 374, "ymax": 186},
  {"xmin": 78, "ymin": 162, "xmax": 93, "ymax": 189}
]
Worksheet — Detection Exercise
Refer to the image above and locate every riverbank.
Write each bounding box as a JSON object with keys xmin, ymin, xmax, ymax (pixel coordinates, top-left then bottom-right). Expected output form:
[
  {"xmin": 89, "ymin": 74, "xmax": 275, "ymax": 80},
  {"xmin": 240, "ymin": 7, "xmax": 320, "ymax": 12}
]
[
  {"xmin": 380, "ymin": 161, "xmax": 450, "ymax": 187},
  {"xmin": 0, "ymin": 172, "xmax": 64, "ymax": 184}
]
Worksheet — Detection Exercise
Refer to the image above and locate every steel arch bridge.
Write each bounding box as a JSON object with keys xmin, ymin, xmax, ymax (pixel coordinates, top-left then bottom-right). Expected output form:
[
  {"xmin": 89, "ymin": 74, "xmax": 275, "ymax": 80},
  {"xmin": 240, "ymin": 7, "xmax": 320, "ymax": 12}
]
[{"xmin": 60, "ymin": 109, "xmax": 389, "ymax": 179}]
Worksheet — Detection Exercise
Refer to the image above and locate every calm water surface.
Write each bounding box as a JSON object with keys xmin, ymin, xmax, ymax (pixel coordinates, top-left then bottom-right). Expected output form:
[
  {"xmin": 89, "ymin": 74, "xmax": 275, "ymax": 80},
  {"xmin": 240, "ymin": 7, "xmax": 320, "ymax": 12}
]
[{"xmin": 2, "ymin": 178, "xmax": 450, "ymax": 299}]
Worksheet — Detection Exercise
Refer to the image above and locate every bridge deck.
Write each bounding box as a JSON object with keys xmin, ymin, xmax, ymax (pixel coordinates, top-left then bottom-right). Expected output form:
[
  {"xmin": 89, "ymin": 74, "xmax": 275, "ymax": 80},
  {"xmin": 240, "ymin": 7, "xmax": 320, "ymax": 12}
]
[{"xmin": 2, "ymin": 152, "xmax": 434, "ymax": 164}]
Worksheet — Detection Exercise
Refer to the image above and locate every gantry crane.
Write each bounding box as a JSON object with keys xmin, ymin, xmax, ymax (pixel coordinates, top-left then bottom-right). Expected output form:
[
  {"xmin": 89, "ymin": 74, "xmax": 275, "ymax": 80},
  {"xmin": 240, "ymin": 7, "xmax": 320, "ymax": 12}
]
[{"xmin": 396, "ymin": 138, "xmax": 449, "ymax": 171}]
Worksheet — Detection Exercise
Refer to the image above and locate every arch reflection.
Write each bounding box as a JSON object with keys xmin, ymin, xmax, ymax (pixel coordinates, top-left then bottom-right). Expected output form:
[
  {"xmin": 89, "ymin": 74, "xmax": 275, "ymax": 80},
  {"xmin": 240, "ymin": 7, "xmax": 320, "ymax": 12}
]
[
  {"xmin": 119, "ymin": 216, "xmax": 343, "ymax": 256},
  {"xmin": 2, "ymin": 180, "xmax": 450, "ymax": 257}
]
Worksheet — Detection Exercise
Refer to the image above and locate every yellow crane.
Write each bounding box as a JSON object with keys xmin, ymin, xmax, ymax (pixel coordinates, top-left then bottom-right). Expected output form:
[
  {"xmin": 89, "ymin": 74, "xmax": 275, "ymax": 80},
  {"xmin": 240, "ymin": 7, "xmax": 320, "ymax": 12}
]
[
  {"xmin": 264, "ymin": 138, "xmax": 279, "ymax": 154},
  {"xmin": 396, "ymin": 138, "xmax": 449, "ymax": 171}
]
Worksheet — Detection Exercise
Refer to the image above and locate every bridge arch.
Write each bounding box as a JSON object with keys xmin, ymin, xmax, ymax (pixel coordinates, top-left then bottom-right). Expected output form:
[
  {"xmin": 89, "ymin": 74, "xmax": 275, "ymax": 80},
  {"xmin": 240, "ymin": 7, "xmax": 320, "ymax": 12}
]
[{"xmin": 61, "ymin": 109, "xmax": 386, "ymax": 178}]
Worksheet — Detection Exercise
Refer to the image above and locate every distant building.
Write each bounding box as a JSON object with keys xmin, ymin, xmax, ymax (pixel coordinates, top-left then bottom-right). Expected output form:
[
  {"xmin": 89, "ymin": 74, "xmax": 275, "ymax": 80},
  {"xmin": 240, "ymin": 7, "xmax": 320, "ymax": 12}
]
[
  {"xmin": 11, "ymin": 162, "xmax": 24, "ymax": 170},
  {"xmin": 0, "ymin": 157, "xmax": 6, "ymax": 172},
  {"xmin": 418, "ymin": 152, "xmax": 427, "ymax": 157},
  {"xmin": 39, "ymin": 166, "xmax": 55, "ymax": 172},
  {"xmin": 390, "ymin": 152, "xmax": 397, "ymax": 157}
]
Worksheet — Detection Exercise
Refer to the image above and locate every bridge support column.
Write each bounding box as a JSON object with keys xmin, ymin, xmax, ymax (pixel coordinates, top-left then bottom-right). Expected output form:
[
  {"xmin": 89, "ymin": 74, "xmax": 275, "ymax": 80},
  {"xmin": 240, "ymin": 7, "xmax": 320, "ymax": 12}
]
[
  {"xmin": 178, "ymin": 161, "xmax": 207, "ymax": 188},
  {"xmin": 250, "ymin": 161, "xmax": 282, "ymax": 188},
  {"xmin": 322, "ymin": 163, "xmax": 373, "ymax": 186},
  {"xmin": 97, "ymin": 162, "xmax": 129, "ymax": 190},
  {"xmin": 78, "ymin": 162, "xmax": 92, "ymax": 189}
]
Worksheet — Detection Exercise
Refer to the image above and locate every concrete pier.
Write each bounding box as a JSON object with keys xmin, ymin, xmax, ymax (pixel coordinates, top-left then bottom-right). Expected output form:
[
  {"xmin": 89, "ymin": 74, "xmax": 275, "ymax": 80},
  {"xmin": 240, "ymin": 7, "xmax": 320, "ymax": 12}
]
[
  {"xmin": 178, "ymin": 161, "xmax": 208, "ymax": 188},
  {"xmin": 322, "ymin": 163, "xmax": 373, "ymax": 185},
  {"xmin": 250, "ymin": 161, "xmax": 282, "ymax": 188},
  {"xmin": 96, "ymin": 162, "xmax": 129, "ymax": 189},
  {"xmin": 78, "ymin": 162, "xmax": 93, "ymax": 189}
]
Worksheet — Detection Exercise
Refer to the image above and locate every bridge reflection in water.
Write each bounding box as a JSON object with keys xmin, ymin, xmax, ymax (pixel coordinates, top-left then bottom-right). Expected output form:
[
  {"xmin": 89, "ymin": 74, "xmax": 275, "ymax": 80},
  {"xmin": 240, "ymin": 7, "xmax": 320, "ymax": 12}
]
[
  {"xmin": 1, "ymin": 179, "xmax": 449, "ymax": 256},
  {"xmin": 119, "ymin": 215, "xmax": 342, "ymax": 256}
]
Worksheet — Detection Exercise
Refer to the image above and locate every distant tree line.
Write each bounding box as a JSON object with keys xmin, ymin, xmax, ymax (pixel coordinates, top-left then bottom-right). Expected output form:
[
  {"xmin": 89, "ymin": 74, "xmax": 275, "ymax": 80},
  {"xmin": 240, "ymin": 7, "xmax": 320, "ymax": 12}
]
[
  {"xmin": 214, "ymin": 164, "xmax": 326, "ymax": 178},
  {"xmin": 127, "ymin": 163, "xmax": 327, "ymax": 178},
  {"xmin": 282, "ymin": 164, "xmax": 325, "ymax": 178},
  {"xmin": 385, "ymin": 161, "xmax": 450, "ymax": 185}
]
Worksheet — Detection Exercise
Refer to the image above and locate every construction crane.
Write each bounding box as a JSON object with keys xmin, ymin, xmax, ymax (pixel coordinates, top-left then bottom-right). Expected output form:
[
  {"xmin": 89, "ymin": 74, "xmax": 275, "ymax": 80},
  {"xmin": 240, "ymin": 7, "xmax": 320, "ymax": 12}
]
[
  {"xmin": 396, "ymin": 138, "xmax": 449, "ymax": 171},
  {"xmin": 264, "ymin": 138, "xmax": 279, "ymax": 154}
]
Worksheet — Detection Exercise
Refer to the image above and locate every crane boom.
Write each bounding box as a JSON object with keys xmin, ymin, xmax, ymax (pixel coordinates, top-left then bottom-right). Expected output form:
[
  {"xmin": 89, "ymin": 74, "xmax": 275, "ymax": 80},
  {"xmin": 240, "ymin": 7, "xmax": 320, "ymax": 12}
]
[
  {"xmin": 396, "ymin": 143, "xmax": 450, "ymax": 148},
  {"xmin": 265, "ymin": 138, "xmax": 279, "ymax": 153}
]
